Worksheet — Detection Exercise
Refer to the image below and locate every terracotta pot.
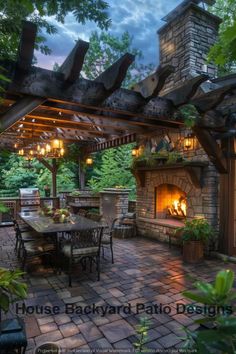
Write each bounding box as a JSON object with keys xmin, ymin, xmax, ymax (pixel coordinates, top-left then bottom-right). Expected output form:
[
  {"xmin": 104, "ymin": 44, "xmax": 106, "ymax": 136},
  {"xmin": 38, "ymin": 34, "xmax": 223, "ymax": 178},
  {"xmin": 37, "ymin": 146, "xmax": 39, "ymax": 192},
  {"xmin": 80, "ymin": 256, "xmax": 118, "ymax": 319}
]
[{"xmin": 183, "ymin": 240, "xmax": 204, "ymax": 263}]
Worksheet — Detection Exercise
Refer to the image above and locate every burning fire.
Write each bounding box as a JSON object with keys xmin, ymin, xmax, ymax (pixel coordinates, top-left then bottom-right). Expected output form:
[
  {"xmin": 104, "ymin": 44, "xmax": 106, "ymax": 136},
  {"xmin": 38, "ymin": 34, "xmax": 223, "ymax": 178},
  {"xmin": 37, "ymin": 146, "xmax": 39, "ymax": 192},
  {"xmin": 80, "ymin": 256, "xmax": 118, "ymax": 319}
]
[{"xmin": 168, "ymin": 196, "xmax": 187, "ymax": 217}]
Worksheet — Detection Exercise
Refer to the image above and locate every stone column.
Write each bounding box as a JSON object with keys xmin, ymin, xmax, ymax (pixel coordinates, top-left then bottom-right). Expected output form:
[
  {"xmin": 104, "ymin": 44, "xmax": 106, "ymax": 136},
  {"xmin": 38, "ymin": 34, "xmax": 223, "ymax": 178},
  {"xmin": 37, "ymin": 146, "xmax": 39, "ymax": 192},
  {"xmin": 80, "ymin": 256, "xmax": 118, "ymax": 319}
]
[
  {"xmin": 100, "ymin": 188, "xmax": 130, "ymax": 224},
  {"xmin": 158, "ymin": 2, "xmax": 221, "ymax": 94}
]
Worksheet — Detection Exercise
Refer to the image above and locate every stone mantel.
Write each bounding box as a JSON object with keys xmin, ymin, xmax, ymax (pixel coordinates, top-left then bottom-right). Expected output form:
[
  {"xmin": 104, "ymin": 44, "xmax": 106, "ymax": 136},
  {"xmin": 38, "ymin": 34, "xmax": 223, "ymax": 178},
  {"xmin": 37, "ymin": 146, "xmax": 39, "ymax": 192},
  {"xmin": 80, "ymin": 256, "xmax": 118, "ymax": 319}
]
[{"xmin": 132, "ymin": 161, "xmax": 209, "ymax": 188}]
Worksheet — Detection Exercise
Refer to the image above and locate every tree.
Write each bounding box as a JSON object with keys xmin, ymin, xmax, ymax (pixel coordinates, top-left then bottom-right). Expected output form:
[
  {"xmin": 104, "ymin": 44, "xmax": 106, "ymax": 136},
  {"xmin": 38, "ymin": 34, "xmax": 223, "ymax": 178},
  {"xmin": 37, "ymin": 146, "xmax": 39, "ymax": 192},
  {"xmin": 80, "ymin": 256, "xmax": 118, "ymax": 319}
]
[
  {"xmin": 208, "ymin": 0, "xmax": 236, "ymax": 74},
  {"xmin": 1, "ymin": 155, "xmax": 38, "ymax": 193},
  {"xmin": 82, "ymin": 31, "xmax": 154, "ymax": 198},
  {"xmin": 88, "ymin": 144, "xmax": 136, "ymax": 199},
  {"xmin": 0, "ymin": 153, "xmax": 78, "ymax": 196},
  {"xmin": 82, "ymin": 31, "xmax": 155, "ymax": 88},
  {"xmin": 0, "ymin": 0, "xmax": 111, "ymax": 60}
]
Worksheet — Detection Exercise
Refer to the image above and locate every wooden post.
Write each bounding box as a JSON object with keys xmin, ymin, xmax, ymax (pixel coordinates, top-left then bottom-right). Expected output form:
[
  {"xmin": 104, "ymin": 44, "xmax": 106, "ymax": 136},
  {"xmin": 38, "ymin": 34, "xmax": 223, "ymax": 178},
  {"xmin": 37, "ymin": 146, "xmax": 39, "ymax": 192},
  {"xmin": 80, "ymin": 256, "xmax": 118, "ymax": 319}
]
[
  {"xmin": 52, "ymin": 159, "xmax": 58, "ymax": 197},
  {"xmin": 79, "ymin": 156, "xmax": 85, "ymax": 190},
  {"xmin": 219, "ymin": 137, "xmax": 236, "ymax": 255}
]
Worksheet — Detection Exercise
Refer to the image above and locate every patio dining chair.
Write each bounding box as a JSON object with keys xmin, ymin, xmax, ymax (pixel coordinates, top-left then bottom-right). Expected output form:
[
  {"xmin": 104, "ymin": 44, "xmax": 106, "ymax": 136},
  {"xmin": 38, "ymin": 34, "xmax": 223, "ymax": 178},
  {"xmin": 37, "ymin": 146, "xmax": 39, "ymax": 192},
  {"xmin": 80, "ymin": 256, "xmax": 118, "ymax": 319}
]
[
  {"xmin": 61, "ymin": 227, "xmax": 103, "ymax": 287},
  {"xmin": 16, "ymin": 226, "xmax": 56, "ymax": 271},
  {"xmin": 13, "ymin": 219, "xmax": 46, "ymax": 257},
  {"xmin": 13, "ymin": 219, "xmax": 42, "ymax": 256},
  {"xmin": 100, "ymin": 217, "xmax": 119, "ymax": 264}
]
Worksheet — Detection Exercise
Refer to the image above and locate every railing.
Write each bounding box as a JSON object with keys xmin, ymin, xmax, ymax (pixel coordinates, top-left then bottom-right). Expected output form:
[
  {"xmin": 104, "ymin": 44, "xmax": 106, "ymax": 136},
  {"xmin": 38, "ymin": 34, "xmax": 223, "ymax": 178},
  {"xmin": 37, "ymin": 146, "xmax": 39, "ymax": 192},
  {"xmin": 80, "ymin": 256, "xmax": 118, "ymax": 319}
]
[
  {"xmin": 0, "ymin": 197, "xmax": 60, "ymax": 226},
  {"xmin": 0, "ymin": 198, "xmax": 19, "ymax": 225}
]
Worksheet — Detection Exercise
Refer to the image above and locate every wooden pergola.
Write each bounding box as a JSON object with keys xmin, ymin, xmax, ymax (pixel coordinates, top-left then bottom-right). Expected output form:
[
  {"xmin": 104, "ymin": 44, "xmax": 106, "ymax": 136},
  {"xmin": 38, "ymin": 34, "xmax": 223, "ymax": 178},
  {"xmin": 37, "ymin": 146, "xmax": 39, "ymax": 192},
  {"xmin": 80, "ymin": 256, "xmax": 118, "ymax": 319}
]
[{"xmin": 1, "ymin": 21, "xmax": 236, "ymax": 255}]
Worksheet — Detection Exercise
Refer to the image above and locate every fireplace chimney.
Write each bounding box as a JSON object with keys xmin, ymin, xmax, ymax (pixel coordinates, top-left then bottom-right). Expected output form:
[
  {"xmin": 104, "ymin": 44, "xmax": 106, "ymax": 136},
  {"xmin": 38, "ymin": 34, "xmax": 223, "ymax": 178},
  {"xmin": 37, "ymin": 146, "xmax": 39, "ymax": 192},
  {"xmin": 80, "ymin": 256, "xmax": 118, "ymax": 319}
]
[{"xmin": 158, "ymin": 0, "xmax": 221, "ymax": 94}]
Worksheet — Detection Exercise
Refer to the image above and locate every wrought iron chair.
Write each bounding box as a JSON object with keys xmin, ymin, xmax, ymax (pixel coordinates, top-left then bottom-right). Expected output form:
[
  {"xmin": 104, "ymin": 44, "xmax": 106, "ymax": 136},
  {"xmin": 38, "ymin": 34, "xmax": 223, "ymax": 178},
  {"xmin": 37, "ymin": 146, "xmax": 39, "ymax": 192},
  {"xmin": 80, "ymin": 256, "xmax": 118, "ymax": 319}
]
[
  {"xmin": 13, "ymin": 219, "xmax": 36, "ymax": 254},
  {"xmin": 61, "ymin": 227, "xmax": 103, "ymax": 287},
  {"xmin": 100, "ymin": 218, "xmax": 119, "ymax": 264},
  {"xmin": 16, "ymin": 226, "xmax": 56, "ymax": 271},
  {"xmin": 13, "ymin": 219, "xmax": 44, "ymax": 258}
]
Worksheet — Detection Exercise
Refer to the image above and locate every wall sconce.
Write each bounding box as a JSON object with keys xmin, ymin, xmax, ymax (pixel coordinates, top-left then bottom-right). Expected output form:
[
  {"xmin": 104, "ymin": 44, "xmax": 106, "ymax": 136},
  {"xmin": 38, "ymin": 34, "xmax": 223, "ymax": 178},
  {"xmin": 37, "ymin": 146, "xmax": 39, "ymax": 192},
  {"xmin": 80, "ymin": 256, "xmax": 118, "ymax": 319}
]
[
  {"xmin": 85, "ymin": 157, "xmax": 93, "ymax": 165},
  {"xmin": 184, "ymin": 133, "xmax": 195, "ymax": 150}
]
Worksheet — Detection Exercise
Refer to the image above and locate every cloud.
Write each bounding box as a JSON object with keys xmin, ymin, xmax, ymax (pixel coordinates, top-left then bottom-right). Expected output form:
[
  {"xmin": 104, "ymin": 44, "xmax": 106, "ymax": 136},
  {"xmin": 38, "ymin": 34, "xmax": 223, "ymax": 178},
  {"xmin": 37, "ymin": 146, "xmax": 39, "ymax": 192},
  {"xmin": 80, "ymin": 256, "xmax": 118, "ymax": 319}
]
[{"xmin": 35, "ymin": 0, "xmax": 182, "ymax": 70}]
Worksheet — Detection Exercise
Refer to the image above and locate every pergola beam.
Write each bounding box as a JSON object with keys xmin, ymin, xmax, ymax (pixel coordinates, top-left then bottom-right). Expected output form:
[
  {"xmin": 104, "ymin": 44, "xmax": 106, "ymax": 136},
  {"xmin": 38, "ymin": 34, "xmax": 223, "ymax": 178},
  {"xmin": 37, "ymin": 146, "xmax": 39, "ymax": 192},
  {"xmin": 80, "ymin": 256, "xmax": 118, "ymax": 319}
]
[
  {"xmin": 85, "ymin": 133, "xmax": 136, "ymax": 153},
  {"xmin": 132, "ymin": 65, "xmax": 174, "ymax": 99},
  {"xmin": 20, "ymin": 118, "xmax": 121, "ymax": 137},
  {"xmin": 95, "ymin": 53, "xmax": 135, "ymax": 91},
  {"xmin": 2, "ymin": 61, "xmax": 176, "ymax": 121},
  {"xmin": 193, "ymin": 126, "xmax": 227, "ymax": 173},
  {"xmin": 26, "ymin": 112, "xmax": 146, "ymax": 133},
  {"xmin": 163, "ymin": 74, "xmax": 208, "ymax": 106},
  {"xmin": 0, "ymin": 96, "xmax": 46, "ymax": 132},
  {"xmin": 59, "ymin": 39, "xmax": 89, "ymax": 82},
  {"xmin": 41, "ymin": 100, "xmax": 180, "ymax": 129},
  {"xmin": 191, "ymin": 83, "xmax": 236, "ymax": 112},
  {"xmin": 16, "ymin": 21, "xmax": 37, "ymax": 72}
]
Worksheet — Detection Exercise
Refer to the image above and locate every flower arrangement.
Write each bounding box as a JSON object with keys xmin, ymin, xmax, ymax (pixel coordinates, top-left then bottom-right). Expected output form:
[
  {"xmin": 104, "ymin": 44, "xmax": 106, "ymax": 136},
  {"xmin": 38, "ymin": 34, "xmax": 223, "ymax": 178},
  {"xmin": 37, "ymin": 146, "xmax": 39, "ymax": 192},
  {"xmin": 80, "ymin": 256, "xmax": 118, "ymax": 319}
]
[
  {"xmin": 40, "ymin": 206, "xmax": 70, "ymax": 223},
  {"xmin": 52, "ymin": 208, "xmax": 70, "ymax": 223}
]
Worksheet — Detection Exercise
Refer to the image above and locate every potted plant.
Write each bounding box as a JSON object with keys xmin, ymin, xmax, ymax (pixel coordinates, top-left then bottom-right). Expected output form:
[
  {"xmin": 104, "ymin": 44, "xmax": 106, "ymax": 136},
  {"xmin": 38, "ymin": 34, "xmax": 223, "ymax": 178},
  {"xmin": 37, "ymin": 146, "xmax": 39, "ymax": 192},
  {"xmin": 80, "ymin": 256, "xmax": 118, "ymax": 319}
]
[
  {"xmin": 182, "ymin": 269, "xmax": 236, "ymax": 353},
  {"xmin": 0, "ymin": 267, "xmax": 27, "ymax": 318},
  {"xmin": 166, "ymin": 151, "xmax": 183, "ymax": 164},
  {"xmin": 43, "ymin": 185, "xmax": 50, "ymax": 197},
  {"xmin": 0, "ymin": 267, "xmax": 28, "ymax": 347},
  {"xmin": 176, "ymin": 217, "xmax": 213, "ymax": 263}
]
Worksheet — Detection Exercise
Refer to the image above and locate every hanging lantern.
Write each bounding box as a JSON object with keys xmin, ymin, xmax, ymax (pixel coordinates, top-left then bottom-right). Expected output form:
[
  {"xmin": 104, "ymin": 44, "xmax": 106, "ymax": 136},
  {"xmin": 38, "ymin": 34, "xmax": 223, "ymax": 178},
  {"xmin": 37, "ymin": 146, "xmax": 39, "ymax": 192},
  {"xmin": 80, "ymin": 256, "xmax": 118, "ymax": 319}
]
[
  {"xmin": 51, "ymin": 138, "xmax": 63, "ymax": 150},
  {"xmin": 60, "ymin": 147, "xmax": 65, "ymax": 157},
  {"xmin": 18, "ymin": 149, "xmax": 24, "ymax": 156},
  {"xmin": 131, "ymin": 146, "xmax": 139, "ymax": 157},
  {"xmin": 45, "ymin": 144, "xmax": 51, "ymax": 153},
  {"xmin": 40, "ymin": 147, "xmax": 46, "ymax": 156},
  {"xmin": 184, "ymin": 133, "xmax": 195, "ymax": 150},
  {"xmin": 85, "ymin": 157, "xmax": 93, "ymax": 165}
]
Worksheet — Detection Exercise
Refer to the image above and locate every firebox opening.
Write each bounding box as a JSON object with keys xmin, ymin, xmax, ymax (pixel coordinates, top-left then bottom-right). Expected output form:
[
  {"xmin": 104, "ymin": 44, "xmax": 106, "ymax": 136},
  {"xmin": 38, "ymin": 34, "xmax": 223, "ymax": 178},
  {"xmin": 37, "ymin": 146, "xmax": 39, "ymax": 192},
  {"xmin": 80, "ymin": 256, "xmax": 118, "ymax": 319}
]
[{"xmin": 155, "ymin": 184, "xmax": 187, "ymax": 220}]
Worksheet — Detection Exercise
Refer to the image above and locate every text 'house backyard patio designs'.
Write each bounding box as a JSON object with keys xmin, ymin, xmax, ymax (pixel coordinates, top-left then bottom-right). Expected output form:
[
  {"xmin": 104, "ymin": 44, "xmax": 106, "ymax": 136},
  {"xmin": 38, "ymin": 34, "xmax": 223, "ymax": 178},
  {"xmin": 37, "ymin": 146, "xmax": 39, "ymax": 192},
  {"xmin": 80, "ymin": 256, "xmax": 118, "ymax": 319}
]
[{"xmin": 1, "ymin": 0, "xmax": 236, "ymax": 352}]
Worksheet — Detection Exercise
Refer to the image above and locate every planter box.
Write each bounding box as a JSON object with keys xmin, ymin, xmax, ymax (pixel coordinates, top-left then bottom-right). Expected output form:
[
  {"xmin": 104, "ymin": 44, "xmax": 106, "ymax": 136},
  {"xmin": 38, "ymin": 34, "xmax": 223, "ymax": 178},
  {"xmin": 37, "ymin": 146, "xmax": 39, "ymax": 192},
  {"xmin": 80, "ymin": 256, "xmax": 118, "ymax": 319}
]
[{"xmin": 183, "ymin": 240, "xmax": 204, "ymax": 263}]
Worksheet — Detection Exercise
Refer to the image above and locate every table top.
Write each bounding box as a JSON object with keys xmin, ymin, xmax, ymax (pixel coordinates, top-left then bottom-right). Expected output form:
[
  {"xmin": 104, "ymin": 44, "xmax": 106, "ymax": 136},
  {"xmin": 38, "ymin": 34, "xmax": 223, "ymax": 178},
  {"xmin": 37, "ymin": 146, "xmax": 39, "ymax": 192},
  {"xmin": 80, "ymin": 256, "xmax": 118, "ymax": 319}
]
[{"xmin": 19, "ymin": 211, "xmax": 104, "ymax": 234}]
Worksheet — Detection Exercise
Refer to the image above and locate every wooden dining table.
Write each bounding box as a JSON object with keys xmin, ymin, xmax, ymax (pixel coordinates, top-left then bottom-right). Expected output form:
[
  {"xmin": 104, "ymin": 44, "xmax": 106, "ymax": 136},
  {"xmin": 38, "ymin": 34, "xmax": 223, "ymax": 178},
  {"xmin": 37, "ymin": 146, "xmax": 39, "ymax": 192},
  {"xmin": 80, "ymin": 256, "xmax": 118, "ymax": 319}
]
[
  {"xmin": 18, "ymin": 211, "xmax": 104, "ymax": 234},
  {"xmin": 18, "ymin": 211, "xmax": 105, "ymax": 271}
]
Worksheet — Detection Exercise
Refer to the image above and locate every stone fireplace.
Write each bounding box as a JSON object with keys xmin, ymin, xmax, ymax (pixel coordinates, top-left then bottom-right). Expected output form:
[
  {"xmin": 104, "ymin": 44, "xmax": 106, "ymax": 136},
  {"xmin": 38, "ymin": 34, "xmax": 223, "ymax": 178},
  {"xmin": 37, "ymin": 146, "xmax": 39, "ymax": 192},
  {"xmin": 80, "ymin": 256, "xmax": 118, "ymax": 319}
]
[{"xmin": 135, "ymin": 159, "xmax": 219, "ymax": 242}]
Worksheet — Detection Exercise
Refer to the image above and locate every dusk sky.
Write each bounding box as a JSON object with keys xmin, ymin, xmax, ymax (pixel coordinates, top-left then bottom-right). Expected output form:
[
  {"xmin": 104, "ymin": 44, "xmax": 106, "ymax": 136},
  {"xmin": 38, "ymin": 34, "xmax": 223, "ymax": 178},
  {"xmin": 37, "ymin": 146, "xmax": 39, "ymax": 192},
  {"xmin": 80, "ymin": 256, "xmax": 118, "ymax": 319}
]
[{"xmin": 35, "ymin": 0, "xmax": 182, "ymax": 70}]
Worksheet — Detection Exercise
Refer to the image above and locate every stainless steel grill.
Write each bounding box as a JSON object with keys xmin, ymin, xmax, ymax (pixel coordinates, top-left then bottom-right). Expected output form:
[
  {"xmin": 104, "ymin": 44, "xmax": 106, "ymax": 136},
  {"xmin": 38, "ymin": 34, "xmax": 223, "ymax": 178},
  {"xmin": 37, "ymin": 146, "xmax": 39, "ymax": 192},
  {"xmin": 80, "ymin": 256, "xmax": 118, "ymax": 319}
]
[{"xmin": 19, "ymin": 188, "xmax": 40, "ymax": 212}]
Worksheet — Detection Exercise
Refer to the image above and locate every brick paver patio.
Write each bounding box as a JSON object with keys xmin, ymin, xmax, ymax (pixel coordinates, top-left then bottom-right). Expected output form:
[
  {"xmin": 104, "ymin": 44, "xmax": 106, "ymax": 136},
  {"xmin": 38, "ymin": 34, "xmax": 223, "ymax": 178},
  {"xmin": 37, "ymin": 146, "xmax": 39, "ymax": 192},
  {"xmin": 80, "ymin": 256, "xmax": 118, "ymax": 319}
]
[{"xmin": 1, "ymin": 226, "xmax": 236, "ymax": 353}]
